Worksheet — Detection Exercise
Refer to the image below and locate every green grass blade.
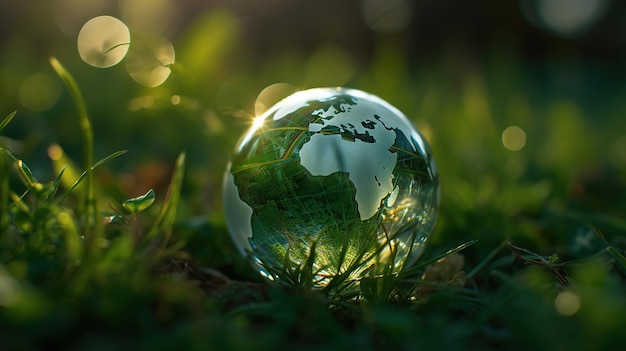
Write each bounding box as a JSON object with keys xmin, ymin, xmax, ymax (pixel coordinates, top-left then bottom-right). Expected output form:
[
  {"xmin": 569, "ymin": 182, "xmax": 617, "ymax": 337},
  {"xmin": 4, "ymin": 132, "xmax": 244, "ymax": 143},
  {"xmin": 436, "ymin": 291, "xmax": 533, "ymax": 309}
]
[
  {"xmin": 50, "ymin": 165, "xmax": 67, "ymax": 198},
  {"xmin": 50, "ymin": 57, "xmax": 95, "ymax": 231},
  {"xmin": 91, "ymin": 150, "xmax": 128, "ymax": 169},
  {"xmin": 15, "ymin": 160, "xmax": 38, "ymax": 189},
  {"xmin": 147, "ymin": 152, "xmax": 186, "ymax": 245},
  {"xmin": 61, "ymin": 150, "xmax": 127, "ymax": 202},
  {"xmin": 0, "ymin": 111, "xmax": 16, "ymax": 134}
]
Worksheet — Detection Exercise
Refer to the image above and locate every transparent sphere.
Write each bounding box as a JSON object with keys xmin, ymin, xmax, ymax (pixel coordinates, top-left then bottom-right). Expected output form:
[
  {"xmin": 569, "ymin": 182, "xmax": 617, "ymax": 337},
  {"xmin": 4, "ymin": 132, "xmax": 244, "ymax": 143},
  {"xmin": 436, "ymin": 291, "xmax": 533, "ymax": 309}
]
[{"xmin": 223, "ymin": 88, "xmax": 439, "ymax": 288}]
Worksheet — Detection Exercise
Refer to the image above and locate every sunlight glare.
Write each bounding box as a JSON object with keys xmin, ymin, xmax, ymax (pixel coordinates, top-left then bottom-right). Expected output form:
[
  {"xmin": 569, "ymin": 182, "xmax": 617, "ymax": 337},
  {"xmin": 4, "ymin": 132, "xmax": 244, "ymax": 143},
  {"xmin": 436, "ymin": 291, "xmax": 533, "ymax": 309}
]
[{"xmin": 252, "ymin": 115, "xmax": 265, "ymax": 130}]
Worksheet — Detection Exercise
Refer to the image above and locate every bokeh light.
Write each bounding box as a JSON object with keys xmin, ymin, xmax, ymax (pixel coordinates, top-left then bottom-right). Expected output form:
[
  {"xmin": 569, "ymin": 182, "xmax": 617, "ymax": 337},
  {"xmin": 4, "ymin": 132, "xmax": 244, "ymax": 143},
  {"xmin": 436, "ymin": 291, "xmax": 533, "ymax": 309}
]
[
  {"xmin": 19, "ymin": 73, "xmax": 61, "ymax": 111},
  {"xmin": 502, "ymin": 126, "xmax": 527, "ymax": 151},
  {"xmin": 77, "ymin": 16, "xmax": 131, "ymax": 68},
  {"xmin": 554, "ymin": 290, "xmax": 581, "ymax": 316},
  {"xmin": 361, "ymin": 0, "xmax": 412, "ymax": 33},
  {"xmin": 125, "ymin": 36, "xmax": 175, "ymax": 87},
  {"xmin": 521, "ymin": 0, "xmax": 609, "ymax": 37},
  {"xmin": 128, "ymin": 96, "xmax": 155, "ymax": 111},
  {"xmin": 47, "ymin": 144, "xmax": 63, "ymax": 161}
]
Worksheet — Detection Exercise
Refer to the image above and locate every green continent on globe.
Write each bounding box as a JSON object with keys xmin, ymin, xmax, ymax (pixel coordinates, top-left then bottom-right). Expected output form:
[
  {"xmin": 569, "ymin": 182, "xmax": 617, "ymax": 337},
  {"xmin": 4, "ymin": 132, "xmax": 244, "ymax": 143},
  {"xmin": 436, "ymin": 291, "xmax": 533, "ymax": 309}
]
[{"xmin": 226, "ymin": 89, "xmax": 437, "ymax": 285}]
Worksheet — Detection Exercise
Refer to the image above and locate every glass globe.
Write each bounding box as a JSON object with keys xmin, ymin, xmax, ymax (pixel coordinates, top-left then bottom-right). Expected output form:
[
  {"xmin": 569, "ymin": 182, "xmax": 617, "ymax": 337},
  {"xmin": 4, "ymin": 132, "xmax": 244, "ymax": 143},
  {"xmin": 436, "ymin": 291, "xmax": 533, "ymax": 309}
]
[{"xmin": 223, "ymin": 87, "xmax": 438, "ymax": 288}]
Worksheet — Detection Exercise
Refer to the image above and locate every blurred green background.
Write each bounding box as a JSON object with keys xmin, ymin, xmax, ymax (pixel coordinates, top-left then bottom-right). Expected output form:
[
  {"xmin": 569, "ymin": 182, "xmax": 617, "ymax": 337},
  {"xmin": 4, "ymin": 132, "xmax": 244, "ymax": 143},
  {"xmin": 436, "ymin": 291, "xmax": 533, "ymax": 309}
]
[
  {"xmin": 1, "ymin": 0, "xmax": 626, "ymax": 282},
  {"xmin": 2, "ymin": 1, "xmax": 626, "ymax": 349}
]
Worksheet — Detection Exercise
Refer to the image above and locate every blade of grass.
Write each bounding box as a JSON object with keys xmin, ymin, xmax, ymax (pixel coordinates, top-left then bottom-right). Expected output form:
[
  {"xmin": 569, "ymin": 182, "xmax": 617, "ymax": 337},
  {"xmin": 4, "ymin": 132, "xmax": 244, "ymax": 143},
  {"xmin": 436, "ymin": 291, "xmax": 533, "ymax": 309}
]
[
  {"xmin": 148, "ymin": 152, "xmax": 186, "ymax": 247},
  {"xmin": 60, "ymin": 150, "xmax": 127, "ymax": 202},
  {"xmin": 50, "ymin": 165, "xmax": 67, "ymax": 198},
  {"xmin": 49, "ymin": 57, "xmax": 95, "ymax": 233},
  {"xmin": 0, "ymin": 111, "xmax": 16, "ymax": 134},
  {"xmin": 15, "ymin": 160, "xmax": 38, "ymax": 190}
]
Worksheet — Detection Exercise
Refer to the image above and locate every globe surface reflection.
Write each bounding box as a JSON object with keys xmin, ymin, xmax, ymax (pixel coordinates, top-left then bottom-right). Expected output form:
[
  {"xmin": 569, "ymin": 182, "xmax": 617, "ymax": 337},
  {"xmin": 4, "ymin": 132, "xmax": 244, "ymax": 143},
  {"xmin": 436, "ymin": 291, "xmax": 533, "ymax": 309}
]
[{"xmin": 223, "ymin": 87, "xmax": 439, "ymax": 287}]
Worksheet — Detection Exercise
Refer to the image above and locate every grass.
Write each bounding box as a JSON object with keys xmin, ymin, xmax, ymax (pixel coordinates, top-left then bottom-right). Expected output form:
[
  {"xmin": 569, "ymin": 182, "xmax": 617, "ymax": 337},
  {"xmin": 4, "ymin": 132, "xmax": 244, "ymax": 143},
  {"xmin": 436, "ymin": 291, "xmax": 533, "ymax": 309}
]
[{"xmin": 2, "ymin": 14, "xmax": 626, "ymax": 351}]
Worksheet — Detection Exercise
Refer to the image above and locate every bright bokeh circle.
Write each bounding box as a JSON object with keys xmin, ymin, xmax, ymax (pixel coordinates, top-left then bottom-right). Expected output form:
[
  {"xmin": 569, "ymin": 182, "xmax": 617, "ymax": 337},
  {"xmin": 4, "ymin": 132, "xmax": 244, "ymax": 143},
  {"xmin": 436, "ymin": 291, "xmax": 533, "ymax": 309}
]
[
  {"xmin": 77, "ymin": 16, "xmax": 131, "ymax": 68},
  {"xmin": 125, "ymin": 36, "xmax": 175, "ymax": 87}
]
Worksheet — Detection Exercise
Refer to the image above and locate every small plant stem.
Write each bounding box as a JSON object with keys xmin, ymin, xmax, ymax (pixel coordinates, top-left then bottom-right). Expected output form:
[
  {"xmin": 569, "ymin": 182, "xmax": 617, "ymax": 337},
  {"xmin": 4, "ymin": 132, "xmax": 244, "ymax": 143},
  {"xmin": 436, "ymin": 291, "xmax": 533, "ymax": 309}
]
[
  {"xmin": 49, "ymin": 57, "xmax": 98, "ymax": 240},
  {"xmin": 507, "ymin": 242, "xmax": 568, "ymax": 285}
]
